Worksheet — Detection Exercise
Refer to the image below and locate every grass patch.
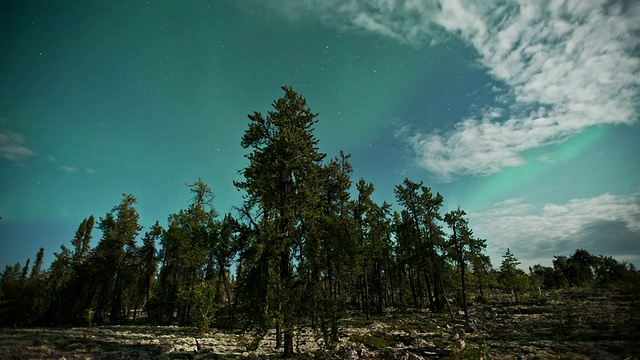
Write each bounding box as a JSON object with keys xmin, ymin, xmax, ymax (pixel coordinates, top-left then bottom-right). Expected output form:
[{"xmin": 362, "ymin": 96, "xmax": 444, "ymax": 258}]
[
  {"xmin": 444, "ymin": 342, "xmax": 490, "ymax": 360},
  {"xmin": 349, "ymin": 331, "xmax": 395, "ymax": 350}
]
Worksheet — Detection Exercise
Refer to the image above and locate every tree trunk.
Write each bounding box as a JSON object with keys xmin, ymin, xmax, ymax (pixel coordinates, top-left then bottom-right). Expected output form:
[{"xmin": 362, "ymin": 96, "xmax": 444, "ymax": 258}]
[
  {"xmin": 375, "ymin": 262, "xmax": 383, "ymax": 314},
  {"xmin": 408, "ymin": 266, "xmax": 418, "ymax": 307},
  {"xmin": 276, "ymin": 321, "xmax": 282, "ymax": 349},
  {"xmin": 363, "ymin": 272, "xmax": 370, "ymax": 320},
  {"xmin": 279, "ymin": 249, "xmax": 293, "ymax": 356},
  {"xmin": 422, "ymin": 262, "xmax": 435, "ymax": 312},
  {"xmin": 460, "ymin": 257, "xmax": 469, "ymax": 324},
  {"xmin": 283, "ymin": 329, "xmax": 294, "ymax": 358},
  {"xmin": 219, "ymin": 266, "xmax": 234, "ymax": 329}
]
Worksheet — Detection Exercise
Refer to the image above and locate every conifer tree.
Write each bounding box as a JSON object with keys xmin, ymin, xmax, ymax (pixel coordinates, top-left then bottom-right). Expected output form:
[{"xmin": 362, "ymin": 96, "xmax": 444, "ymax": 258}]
[
  {"xmin": 310, "ymin": 151, "xmax": 355, "ymax": 346},
  {"xmin": 444, "ymin": 208, "xmax": 486, "ymax": 325},
  {"xmin": 213, "ymin": 213, "xmax": 239, "ymax": 328},
  {"xmin": 155, "ymin": 179, "xmax": 218, "ymax": 325},
  {"xmin": 25, "ymin": 248, "xmax": 47, "ymax": 325},
  {"xmin": 46, "ymin": 245, "xmax": 73, "ymax": 324},
  {"xmin": 93, "ymin": 194, "xmax": 142, "ymax": 322},
  {"xmin": 363, "ymin": 200, "xmax": 392, "ymax": 315},
  {"xmin": 394, "ymin": 178, "xmax": 446, "ymax": 312},
  {"xmin": 135, "ymin": 221, "xmax": 162, "ymax": 320},
  {"xmin": 353, "ymin": 178, "xmax": 375, "ymax": 319},
  {"xmin": 393, "ymin": 210, "xmax": 420, "ymax": 307},
  {"xmin": 499, "ymin": 248, "xmax": 525, "ymax": 302},
  {"xmin": 235, "ymin": 86, "xmax": 326, "ymax": 357}
]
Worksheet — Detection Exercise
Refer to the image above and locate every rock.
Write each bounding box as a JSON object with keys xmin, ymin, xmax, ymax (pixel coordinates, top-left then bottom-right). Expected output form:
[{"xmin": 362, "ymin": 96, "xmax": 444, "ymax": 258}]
[
  {"xmin": 379, "ymin": 349, "xmax": 423, "ymax": 360},
  {"xmin": 338, "ymin": 346, "xmax": 360, "ymax": 360},
  {"xmin": 411, "ymin": 338, "xmax": 428, "ymax": 348},
  {"xmin": 407, "ymin": 330, "xmax": 422, "ymax": 346},
  {"xmin": 378, "ymin": 348, "xmax": 398, "ymax": 360}
]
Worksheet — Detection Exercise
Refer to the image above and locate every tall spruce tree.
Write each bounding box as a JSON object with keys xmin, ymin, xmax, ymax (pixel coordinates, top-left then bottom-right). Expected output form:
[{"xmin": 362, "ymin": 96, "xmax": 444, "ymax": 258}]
[
  {"xmin": 136, "ymin": 221, "xmax": 162, "ymax": 320},
  {"xmin": 43, "ymin": 215, "xmax": 94, "ymax": 325},
  {"xmin": 213, "ymin": 213, "xmax": 239, "ymax": 328},
  {"xmin": 311, "ymin": 151, "xmax": 355, "ymax": 346},
  {"xmin": 93, "ymin": 194, "xmax": 142, "ymax": 323},
  {"xmin": 352, "ymin": 179, "xmax": 393, "ymax": 318},
  {"xmin": 444, "ymin": 208, "xmax": 481, "ymax": 325},
  {"xmin": 394, "ymin": 178, "xmax": 446, "ymax": 312},
  {"xmin": 393, "ymin": 210, "xmax": 420, "ymax": 307},
  {"xmin": 155, "ymin": 179, "xmax": 218, "ymax": 325},
  {"xmin": 235, "ymin": 86, "xmax": 326, "ymax": 357}
]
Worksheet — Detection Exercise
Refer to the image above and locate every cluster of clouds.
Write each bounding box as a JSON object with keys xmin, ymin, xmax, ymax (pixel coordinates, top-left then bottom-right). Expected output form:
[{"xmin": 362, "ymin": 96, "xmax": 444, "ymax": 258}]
[
  {"xmin": 1, "ymin": 128, "xmax": 96, "ymax": 174},
  {"xmin": 471, "ymin": 193, "xmax": 640, "ymax": 267},
  {"xmin": 0, "ymin": 128, "xmax": 36, "ymax": 162},
  {"xmin": 48, "ymin": 155, "xmax": 97, "ymax": 174},
  {"xmin": 408, "ymin": 0, "xmax": 639, "ymax": 180},
  {"xmin": 266, "ymin": 0, "xmax": 640, "ymax": 181}
]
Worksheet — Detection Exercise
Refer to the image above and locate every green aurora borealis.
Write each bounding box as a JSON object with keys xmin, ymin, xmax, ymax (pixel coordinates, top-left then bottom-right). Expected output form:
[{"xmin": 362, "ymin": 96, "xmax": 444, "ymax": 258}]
[{"xmin": 1, "ymin": 1, "xmax": 639, "ymax": 269}]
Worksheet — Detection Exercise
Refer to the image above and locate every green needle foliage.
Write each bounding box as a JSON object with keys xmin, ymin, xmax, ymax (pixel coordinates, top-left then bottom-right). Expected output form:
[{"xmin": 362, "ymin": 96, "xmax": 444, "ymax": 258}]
[
  {"xmin": 234, "ymin": 86, "xmax": 327, "ymax": 357},
  {"xmin": 499, "ymin": 248, "xmax": 527, "ymax": 302},
  {"xmin": 394, "ymin": 179, "xmax": 447, "ymax": 312}
]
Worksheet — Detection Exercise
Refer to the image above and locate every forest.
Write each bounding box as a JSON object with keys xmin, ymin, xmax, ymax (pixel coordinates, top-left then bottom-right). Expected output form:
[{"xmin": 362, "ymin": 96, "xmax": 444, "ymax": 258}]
[{"xmin": 1, "ymin": 87, "xmax": 639, "ymax": 359}]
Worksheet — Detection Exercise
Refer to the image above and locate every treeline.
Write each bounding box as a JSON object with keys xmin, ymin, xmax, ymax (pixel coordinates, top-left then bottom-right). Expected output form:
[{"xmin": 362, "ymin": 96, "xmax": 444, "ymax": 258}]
[{"xmin": 1, "ymin": 87, "xmax": 638, "ymax": 355}]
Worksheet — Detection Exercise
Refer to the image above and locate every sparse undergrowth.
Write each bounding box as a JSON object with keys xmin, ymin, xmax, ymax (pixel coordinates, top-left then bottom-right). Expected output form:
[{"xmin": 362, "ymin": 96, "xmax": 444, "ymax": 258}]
[{"xmin": 0, "ymin": 287, "xmax": 638, "ymax": 359}]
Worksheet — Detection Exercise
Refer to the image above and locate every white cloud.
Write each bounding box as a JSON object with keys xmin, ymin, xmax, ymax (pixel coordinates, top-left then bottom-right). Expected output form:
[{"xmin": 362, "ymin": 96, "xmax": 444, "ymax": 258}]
[
  {"xmin": 471, "ymin": 193, "xmax": 640, "ymax": 267},
  {"xmin": 411, "ymin": 0, "xmax": 640, "ymax": 179},
  {"xmin": 397, "ymin": 108, "xmax": 569, "ymax": 180},
  {"xmin": 60, "ymin": 166, "xmax": 78, "ymax": 173},
  {"xmin": 59, "ymin": 166, "xmax": 97, "ymax": 174},
  {"xmin": 0, "ymin": 129, "xmax": 36, "ymax": 162},
  {"xmin": 261, "ymin": 0, "xmax": 640, "ymax": 180},
  {"xmin": 262, "ymin": 0, "xmax": 442, "ymax": 43}
]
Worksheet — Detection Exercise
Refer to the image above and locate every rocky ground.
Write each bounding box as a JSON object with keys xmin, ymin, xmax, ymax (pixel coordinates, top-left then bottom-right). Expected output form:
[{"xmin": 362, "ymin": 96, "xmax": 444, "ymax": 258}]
[{"xmin": 1, "ymin": 287, "xmax": 638, "ymax": 359}]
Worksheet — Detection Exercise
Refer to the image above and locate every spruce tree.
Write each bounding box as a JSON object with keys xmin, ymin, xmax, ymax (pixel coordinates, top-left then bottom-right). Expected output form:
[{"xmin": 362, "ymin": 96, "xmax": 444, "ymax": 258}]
[
  {"xmin": 444, "ymin": 208, "xmax": 483, "ymax": 326},
  {"xmin": 394, "ymin": 178, "xmax": 446, "ymax": 312},
  {"xmin": 499, "ymin": 248, "xmax": 524, "ymax": 302},
  {"xmin": 93, "ymin": 194, "xmax": 142, "ymax": 323},
  {"xmin": 156, "ymin": 179, "xmax": 218, "ymax": 325},
  {"xmin": 235, "ymin": 86, "xmax": 326, "ymax": 357}
]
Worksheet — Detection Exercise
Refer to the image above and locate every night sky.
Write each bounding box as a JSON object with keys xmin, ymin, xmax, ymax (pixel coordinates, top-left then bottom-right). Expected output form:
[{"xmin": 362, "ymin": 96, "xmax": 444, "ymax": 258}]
[{"xmin": 1, "ymin": 0, "xmax": 639, "ymax": 270}]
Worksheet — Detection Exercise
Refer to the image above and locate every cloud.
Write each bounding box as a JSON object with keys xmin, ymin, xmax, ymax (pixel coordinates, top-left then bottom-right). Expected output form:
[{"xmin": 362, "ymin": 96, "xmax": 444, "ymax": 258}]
[
  {"xmin": 412, "ymin": 0, "xmax": 640, "ymax": 180},
  {"xmin": 0, "ymin": 129, "xmax": 36, "ymax": 162},
  {"xmin": 60, "ymin": 166, "xmax": 78, "ymax": 173},
  {"xmin": 396, "ymin": 108, "xmax": 568, "ymax": 181},
  {"xmin": 260, "ymin": 0, "xmax": 640, "ymax": 180},
  {"xmin": 59, "ymin": 166, "xmax": 97, "ymax": 174},
  {"xmin": 471, "ymin": 193, "xmax": 640, "ymax": 267}
]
